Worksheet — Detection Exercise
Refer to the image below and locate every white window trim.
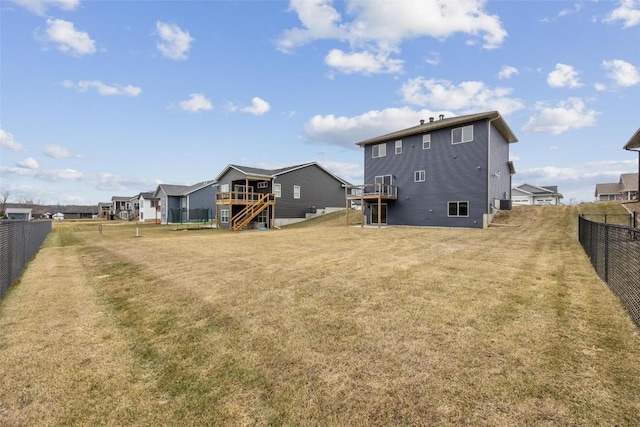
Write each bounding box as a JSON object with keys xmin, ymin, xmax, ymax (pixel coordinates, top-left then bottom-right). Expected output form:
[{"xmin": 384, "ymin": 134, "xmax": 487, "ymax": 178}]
[
  {"xmin": 273, "ymin": 183, "xmax": 281, "ymax": 198},
  {"xmin": 422, "ymin": 134, "xmax": 431, "ymax": 149},
  {"xmin": 257, "ymin": 181, "xmax": 268, "ymax": 189},
  {"xmin": 447, "ymin": 201, "xmax": 469, "ymax": 217},
  {"xmin": 414, "ymin": 170, "xmax": 426, "ymax": 182},
  {"xmin": 221, "ymin": 209, "xmax": 229, "ymax": 223},
  {"xmin": 372, "ymin": 143, "xmax": 386, "ymax": 158},
  {"xmin": 395, "ymin": 140, "xmax": 402, "ymax": 154},
  {"xmin": 452, "ymin": 125, "xmax": 474, "ymax": 144},
  {"xmin": 220, "ymin": 184, "xmax": 229, "ymax": 192},
  {"xmin": 293, "ymin": 185, "xmax": 301, "ymax": 199}
]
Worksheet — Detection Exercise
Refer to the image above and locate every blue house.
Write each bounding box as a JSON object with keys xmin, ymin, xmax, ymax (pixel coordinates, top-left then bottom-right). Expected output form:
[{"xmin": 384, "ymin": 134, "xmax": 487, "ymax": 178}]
[{"xmin": 348, "ymin": 111, "xmax": 517, "ymax": 228}]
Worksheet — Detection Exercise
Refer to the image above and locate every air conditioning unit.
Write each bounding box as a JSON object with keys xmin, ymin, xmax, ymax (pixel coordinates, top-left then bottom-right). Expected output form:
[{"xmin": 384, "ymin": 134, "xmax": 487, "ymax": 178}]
[{"xmin": 499, "ymin": 199, "xmax": 512, "ymax": 210}]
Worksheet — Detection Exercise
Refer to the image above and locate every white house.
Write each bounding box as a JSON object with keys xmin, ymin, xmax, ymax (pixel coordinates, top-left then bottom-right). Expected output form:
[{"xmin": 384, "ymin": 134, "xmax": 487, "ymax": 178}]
[
  {"xmin": 52, "ymin": 213, "xmax": 65, "ymax": 220},
  {"xmin": 512, "ymin": 184, "xmax": 563, "ymax": 205},
  {"xmin": 137, "ymin": 191, "xmax": 159, "ymax": 222},
  {"xmin": 5, "ymin": 208, "xmax": 33, "ymax": 220}
]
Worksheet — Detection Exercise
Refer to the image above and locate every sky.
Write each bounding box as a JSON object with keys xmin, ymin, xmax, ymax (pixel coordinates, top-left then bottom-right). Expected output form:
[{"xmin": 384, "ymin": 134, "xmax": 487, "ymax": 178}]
[{"xmin": 1, "ymin": 0, "xmax": 639, "ymax": 206}]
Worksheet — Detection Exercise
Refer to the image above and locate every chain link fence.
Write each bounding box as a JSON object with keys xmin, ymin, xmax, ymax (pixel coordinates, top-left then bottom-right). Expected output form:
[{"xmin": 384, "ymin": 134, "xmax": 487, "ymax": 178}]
[
  {"xmin": 579, "ymin": 215, "xmax": 640, "ymax": 327},
  {"xmin": 0, "ymin": 220, "xmax": 52, "ymax": 299},
  {"xmin": 168, "ymin": 208, "xmax": 213, "ymax": 224},
  {"xmin": 579, "ymin": 213, "xmax": 636, "ymax": 227}
]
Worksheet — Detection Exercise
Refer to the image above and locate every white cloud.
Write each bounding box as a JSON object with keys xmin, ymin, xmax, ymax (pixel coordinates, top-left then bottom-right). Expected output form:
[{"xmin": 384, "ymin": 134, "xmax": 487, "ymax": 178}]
[
  {"xmin": 594, "ymin": 83, "xmax": 607, "ymax": 91},
  {"xmin": 304, "ymin": 107, "xmax": 448, "ymax": 149},
  {"xmin": 318, "ymin": 160, "xmax": 363, "ymax": 183},
  {"xmin": 156, "ymin": 21, "xmax": 194, "ymax": 60},
  {"xmin": 521, "ymin": 98, "xmax": 599, "ymax": 134},
  {"xmin": 547, "ymin": 63, "xmax": 582, "ymax": 88},
  {"xmin": 178, "ymin": 93, "xmax": 212, "ymax": 112},
  {"xmin": 11, "ymin": 0, "xmax": 79, "ymax": 16},
  {"xmin": 17, "ymin": 157, "xmax": 40, "ymax": 169},
  {"xmin": 424, "ymin": 51, "xmax": 441, "ymax": 66},
  {"xmin": 44, "ymin": 18, "xmax": 96, "ymax": 56},
  {"xmin": 604, "ymin": 0, "xmax": 640, "ymax": 28},
  {"xmin": 324, "ymin": 48, "xmax": 403, "ymax": 74},
  {"xmin": 277, "ymin": 0, "xmax": 508, "ymax": 75},
  {"xmin": 62, "ymin": 80, "xmax": 142, "ymax": 96},
  {"xmin": 43, "ymin": 144, "xmax": 82, "ymax": 158},
  {"xmin": 400, "ymin": 77, "xmax": 524, "ymax": 114},
  {"xmin": 498, "ymin": 65, "xmax": 518, "ymax": 80},
  {"xmin": 241, "ymin": 97, "xmax": 271, "ymax": 115},
  {"xmin": 602, "ymin": 59, "xmax": 640, "ymax": 87},
  {"xmin": 0, "ymin": 129, "xmax": 24, "ymax": 151}
]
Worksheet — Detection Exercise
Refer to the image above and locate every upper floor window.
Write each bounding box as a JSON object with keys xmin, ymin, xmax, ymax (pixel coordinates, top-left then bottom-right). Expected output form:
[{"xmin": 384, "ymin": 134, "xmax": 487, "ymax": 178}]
[
  {"xmin": 293, "ymin": 185, "xmax": 301, "ymax": 199},
  {"xmin": 220, "ymin": 184, "xmax": 229, "ymax": 192},
  {"xmin": 414, "ymin": 170, "xmax": 426, "ymax": 182},
  {"xmin": 395, "ymin": 140, "xmax": 402, "ymax": 154},
  {"xmin": 448, "ymin": 201, "xmax": 469, "ymax": 217},
  {"xmin": 452, "ymin": 125, "xmax": 473, "ymax": 144},
  {"xmin": 422, "ymin": 134, "xmax": 431, "ymax": 149},
  {"xmin": 372, "ymin": 143, "xmax": 386, "ymax": 158},
  {"xmin": 273, "ymin": 183, "xmax": 281, "ymax": 198}
]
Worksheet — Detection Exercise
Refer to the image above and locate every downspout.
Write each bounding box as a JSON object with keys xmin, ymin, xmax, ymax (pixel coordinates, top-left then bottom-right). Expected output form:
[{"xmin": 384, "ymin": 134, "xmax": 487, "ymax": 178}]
[{"xmin": 486, "ymin": 117, "xmax": 496, "ymax": 228}]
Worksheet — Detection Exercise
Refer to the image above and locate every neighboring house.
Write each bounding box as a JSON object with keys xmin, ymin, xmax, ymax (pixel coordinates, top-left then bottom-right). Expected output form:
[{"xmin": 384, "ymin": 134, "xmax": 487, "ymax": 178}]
[
  {"xmin": 595, "ymin": 173, "xmax": 639, "ymax": 201},
  {"xmin": 136, "ymin": 191, "xmax": 159, "ymax": 223},
  {"xmin": 153, "ymin": 180, "xmax": 217, "ymax": 224},
  {"xmin": 98, "ymin": 202, "xmax": 111, "ymax": 219},
  {"xmin": 623, "ymin": 128, "xmax": 640, "ymax": 202},
  {"xmin": 111, "ymin": 196, "xmax": 134, "ymax": 220},
  {"xmin": 215, "ymin": 162, "xmax": 350, "ymax": 230},
  {"xmin": 347, "ymin": 111, "xmax": 517, "ymax": 228},
  {"xmin": 511, "ymin": 184, "xmax": 563, "ymax": 206},
  {"xmin": 52, "ymin": 213, "xmax": 64, "ymax": 220},
  {"xmin": 5, "ymin": 208, "xmax": 32, "ymax": 220}
]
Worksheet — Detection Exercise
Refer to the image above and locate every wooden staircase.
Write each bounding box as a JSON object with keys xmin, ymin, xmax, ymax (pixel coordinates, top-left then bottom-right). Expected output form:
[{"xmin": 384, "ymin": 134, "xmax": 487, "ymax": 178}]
[{"xmin": 230, "ymin": 193, "xmax": 274, "ymax": 231}]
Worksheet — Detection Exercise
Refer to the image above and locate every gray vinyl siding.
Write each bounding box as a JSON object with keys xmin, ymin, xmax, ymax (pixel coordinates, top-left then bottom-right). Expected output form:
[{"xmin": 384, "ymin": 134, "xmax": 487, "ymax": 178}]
[
  {"xmin": 274, "ymin": 165, "xmax": 346, "ymax": 218},
  {"xmin": 363, "ymin": 119, "xmax": 491, "ymax": 228},
  {"xmin": 187, "ymin": 185, "xmax": 216, "ymax": 215},
  {"xmin": 488, "ymin": 122, "xmax": 512, "ymax": 208}
]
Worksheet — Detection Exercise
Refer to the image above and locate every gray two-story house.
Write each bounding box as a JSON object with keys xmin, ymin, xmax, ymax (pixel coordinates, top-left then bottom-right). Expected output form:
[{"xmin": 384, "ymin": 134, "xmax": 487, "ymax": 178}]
[
  {"xmin": 153, "ymin": 180, "xmax": 217, "ymax": 224},
  {"xmin": 348, "ymin": 111, "xmax": 517, "ymax": 228},
  {"xmin": 215, "ymin": 162, "xmax": 349, "ymax": 230}
]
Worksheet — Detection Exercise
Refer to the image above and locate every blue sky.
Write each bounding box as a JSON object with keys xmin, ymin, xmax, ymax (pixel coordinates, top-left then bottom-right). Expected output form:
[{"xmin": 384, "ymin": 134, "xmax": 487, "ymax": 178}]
[{"xmin": 1, "ymin": 0, "xmax": 639, "ymax": 205}]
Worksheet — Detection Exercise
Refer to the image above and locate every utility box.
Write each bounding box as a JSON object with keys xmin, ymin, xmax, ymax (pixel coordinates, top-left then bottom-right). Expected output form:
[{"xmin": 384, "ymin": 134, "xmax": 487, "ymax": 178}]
[{"xmin": 500, "ymin": 199, "xmax": 512, "ymax": 210}]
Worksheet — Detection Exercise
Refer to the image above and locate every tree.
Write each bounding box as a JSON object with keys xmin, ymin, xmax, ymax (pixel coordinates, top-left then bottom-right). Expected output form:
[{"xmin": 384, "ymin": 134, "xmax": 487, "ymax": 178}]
[{"xmin": 0, "ymin": 190, "xmax": 9, "ymax": 218}]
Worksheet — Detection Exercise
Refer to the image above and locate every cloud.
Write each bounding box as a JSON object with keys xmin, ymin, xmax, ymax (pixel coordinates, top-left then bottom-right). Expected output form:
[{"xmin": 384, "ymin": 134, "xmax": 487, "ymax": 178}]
[
  {"xmin": 521, "ymin": 98, "xmax": 599, "ymax": 134},
  {"xmin": 604, "ymin": 0, "xmax": 640, "ymax": 28},
  {"xmin": 226, "ymin": 97, "xmax": 271, "ymax": 115},
  {"xmin": 43, "ymin": 144, "xmax": 83, "ymax": 158},
  {"xmin": 11, "ymin": 0, "xmax": 79, "ymax": 16},
  {"xmin": 0, "ymin": 129, "xmax": 24, "ymax": 151},
  {"xmin": 547, "ymin": 63, "xmax": 582, "ymax": 88},
  {"xmin": 400, "ymin": 77, "xmax": 524, "ymax": 114},
  {"xmin": 498, "ymin": 65, "xmax": 518, "ymax": 80},
  {"xmin": 17, "ymin": 157, "xmax": 39, "ymax": 169},
  {"xmin": 602, "ymin": 59, "xmax": 640, "ymax": 87},
  {"xmin": 277, "ymin": 0, "xmax": 508, "ymax": 75},
  {"xmin": 178, "ymin": 93, "xmax": 213, "ymax": 112},
  {"xmin": 318, "ymin": 160, "xmax": 363, "ymax": 183},
  {"xmin": 62, "ymin": 80, "xmax": 142, "ymax": 96},
  {"xmin": 44, "ymin": 18, "xmax": 96, "ymax": 56},
  {"xmin": 424, "ymin": 51, "xmax": 441, "ymax": 66},
  {"xmin": 304, "ymin": 107, "xmax": 449, "ymax": 149},
  {"xmin": 324, "ymin": 48, "xmax": 403, "ymax": 74},
  {"xmin": 156, "ymin": 21, "xmax": 194, "ymax": 60}
]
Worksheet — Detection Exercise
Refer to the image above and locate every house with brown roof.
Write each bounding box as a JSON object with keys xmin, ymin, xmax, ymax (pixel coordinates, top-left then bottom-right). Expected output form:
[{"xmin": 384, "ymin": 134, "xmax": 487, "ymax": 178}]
[{"xmin": 595, "ymin": 173, "xmax": 639, "ymax": 201}]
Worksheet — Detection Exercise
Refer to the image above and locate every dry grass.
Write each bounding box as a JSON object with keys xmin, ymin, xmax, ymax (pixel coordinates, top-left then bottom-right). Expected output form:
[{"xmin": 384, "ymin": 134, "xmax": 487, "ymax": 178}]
[{"xmin": 1, "ymin": 205, "xmax": 640, "ymax": 426}]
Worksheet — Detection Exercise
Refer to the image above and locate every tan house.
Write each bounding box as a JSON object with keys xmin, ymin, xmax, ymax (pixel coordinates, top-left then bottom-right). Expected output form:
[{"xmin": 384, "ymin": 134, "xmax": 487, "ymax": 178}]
[{"xmin": 595, "ymin": 173, "xmax": 639, "ymax": 201}]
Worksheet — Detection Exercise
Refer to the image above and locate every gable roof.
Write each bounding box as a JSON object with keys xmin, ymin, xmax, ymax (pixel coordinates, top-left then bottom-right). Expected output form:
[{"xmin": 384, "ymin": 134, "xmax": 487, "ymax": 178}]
[
  {"xmin": 620, "ymin": 173, "xmax": 639, "ymax": 191},
  {"xmin": 595, "ymin": 182, "xmax": 621, "ymax": 195},
  {"xmin": 355, "ymin": 111, "xmax": 518, "ymax": 147},
  {"xmin": 154, "ymin": 180, "xmax": 216, "ymax": 198},
  {"xmin": 216, "ymin": 162, "xmax": 351, "ymax": 186},
  {"xmin": 138, "ymin": 191, "xmax": 156, "ymax": 199},
  {"xmin": 623, "ymin": 128, "xmax": 640, "ymax": 151},
  {"xmin": 513, "ymin": 184, "xmax": 563, "ymax": 198}
]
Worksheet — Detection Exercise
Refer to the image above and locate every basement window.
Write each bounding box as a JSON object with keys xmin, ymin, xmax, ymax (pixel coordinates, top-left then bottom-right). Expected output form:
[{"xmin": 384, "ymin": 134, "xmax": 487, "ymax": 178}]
[
  {"xmin": 448, "ymin": 201, "xmax": 469, "ymax": 217},
  {"xmin": 221, "ymin": 209, "xmax": 229, "ymax": 223}
]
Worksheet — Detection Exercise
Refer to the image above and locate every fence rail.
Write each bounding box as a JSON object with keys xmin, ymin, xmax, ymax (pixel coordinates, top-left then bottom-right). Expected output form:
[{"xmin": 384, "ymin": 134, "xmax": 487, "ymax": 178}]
[
  {"xmin": 168, "ymin": 208, "xmax": 213, "ymax": 224},
  {"xmin": 0, "ymin": 220, "xmax": 52, "ymax": 299},
  {"xmin": 578, "ymin": 215, "xmax": 640, "ymax": 327}
]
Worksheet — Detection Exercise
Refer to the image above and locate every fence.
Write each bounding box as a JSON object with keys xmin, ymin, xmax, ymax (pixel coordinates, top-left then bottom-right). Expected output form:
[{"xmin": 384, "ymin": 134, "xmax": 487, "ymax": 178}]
[
  {"xmin": 580, "ymin": 212, "xmax": 637, "ymax": 227},
  {"xmin": 168, "ymin": 208, "xmax": 213, "ymax": 224},
  {"xmin": 578, "ymin": 215, "xmax": 640, "ymax": 327},
  {"xmin": 0, "ymin": 220, "xmax": 52, "ymax": 299}
]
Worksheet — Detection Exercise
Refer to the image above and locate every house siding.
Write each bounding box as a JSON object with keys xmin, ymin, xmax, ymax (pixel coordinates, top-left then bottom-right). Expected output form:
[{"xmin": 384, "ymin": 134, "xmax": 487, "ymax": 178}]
[
  {"xmin": 187, "ymin": 184, "xmax": 216, "ymax": 220},
  {"xmin": 274, "ymin": 165, "xmax": 346, "ymax": 218},
  {"xmin": 363, "ymin": 119, "xmax": 491, "ymax": 228},
  {"xmin": 488, "ymin": 121, "xmax": 512, "ymax": 210}
]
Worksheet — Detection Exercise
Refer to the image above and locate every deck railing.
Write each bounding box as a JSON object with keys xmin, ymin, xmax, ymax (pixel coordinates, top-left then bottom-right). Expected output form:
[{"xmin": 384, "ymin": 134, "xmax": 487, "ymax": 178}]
[
  {"xmin": 216, "ymin": 192, "xmax": 275, "ymax": 203},
  {"xmin": 346, "ymin": 184, "xmax": 398, "ymax": 199}
]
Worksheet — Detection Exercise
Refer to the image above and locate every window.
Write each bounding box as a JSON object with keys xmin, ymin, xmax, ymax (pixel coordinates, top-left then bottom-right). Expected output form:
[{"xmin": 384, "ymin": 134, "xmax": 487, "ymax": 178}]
[
  {"xmin": 422, "ymin": 134, "xmax": 431, "ymax": 149},
  {"xmin": 221, "ymin": 209, "xmax": 229, "ymax": 223},
  {"xmin": 448, "ymin": 201, "xmax": 469, "ymax": 217},
  {"xmin": 274, "ymin": 183, "xmax": 281, "ymax": 198},
  {"xmin": 257, "ymin": 181, "xmax": 268, "ymax": 189},
  {"xmin": 414, "ymin": 170, "xmax": 425, "ymax": 182},
  {"xmin": 140, "ymin": 212, "xmax": 144, "ymax": 220},
  {"xmin": 220, "ymin": 184, "xmax": 229, "ymax": 192},
  {"xmin": 395, "ymin": 140, "xmax": 402, "ymax": 154},
  {"xmin": 140, "ymin": 200, "xmax": 144, "ymax": 208},
  {"xmin": 452, "ymin": 125, "xmax": 473, "ymax": 144},
  {"xmin": 150, "ymin": 200, "xmax": 155, "ymax": 208},
  {"xmin": 372, "ymin": 143, "xmax": 386, "ymax": 158},
  {"xmin": 294, "ymin": 185, "xmax": 301, "ymax": 199}
]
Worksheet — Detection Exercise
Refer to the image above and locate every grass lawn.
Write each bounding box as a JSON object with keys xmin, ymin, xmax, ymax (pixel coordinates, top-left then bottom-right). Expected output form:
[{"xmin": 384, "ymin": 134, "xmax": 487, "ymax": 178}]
[{"xmin": 1, "ymin": 203, "xmax": 639, "ymax": 426}]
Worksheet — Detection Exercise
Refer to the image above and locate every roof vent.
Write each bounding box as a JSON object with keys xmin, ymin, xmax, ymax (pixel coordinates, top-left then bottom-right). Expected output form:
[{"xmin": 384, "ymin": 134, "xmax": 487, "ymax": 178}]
[
  {"xmin": 420, "ymin": 119, "xmax": 425, "ymax": 125},
  {"xmin": 439, "ymin": 114, "xmax": 445, "ymax": 120},
  {"xmin": 429, "ymin": 117, "xmax": 434, "ymax": 123}
]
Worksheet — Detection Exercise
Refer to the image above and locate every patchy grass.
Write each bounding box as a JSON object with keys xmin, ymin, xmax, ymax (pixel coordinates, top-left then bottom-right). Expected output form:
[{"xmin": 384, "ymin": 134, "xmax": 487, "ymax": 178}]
[{"xmin": 1, "ymin": 205, "xmax": 640, "ymax": 426}]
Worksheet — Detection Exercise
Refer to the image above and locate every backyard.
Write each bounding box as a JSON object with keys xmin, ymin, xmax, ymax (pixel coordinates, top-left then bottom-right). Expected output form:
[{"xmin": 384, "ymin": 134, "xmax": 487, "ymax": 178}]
[{"xmin": 1, "ymin": 203, "xmax": 639, "ymax": 426}]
